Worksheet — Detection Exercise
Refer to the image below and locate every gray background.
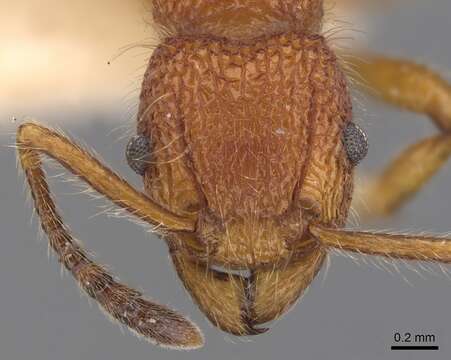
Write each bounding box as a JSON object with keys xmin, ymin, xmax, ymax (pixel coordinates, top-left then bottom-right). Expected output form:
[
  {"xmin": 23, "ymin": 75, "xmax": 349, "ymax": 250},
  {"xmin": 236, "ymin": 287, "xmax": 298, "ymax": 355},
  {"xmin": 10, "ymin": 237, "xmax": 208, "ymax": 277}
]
[{"xmin": 1, "ymin": 1, "xmax": 451, "ymax": 359}]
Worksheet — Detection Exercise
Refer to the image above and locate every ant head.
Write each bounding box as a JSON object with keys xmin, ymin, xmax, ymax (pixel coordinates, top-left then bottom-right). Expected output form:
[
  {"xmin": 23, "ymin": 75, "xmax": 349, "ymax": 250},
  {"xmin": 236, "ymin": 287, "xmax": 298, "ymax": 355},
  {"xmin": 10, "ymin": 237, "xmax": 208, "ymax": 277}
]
[{"xmin": 151, "ymin": 0, "xmax": 324, "ymax": 41}]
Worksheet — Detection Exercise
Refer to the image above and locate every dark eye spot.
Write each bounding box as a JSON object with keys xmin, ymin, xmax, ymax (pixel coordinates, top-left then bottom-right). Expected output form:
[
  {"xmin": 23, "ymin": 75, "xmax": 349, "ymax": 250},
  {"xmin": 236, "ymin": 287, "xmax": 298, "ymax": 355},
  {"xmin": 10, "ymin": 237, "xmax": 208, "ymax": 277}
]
[
  {"xmin": 343, "ymin": 122, "xmax": 368, "ymax": 166},
  {"xmin": 126, "ymin": 135, "xmax": 151, "ymax": 175}
]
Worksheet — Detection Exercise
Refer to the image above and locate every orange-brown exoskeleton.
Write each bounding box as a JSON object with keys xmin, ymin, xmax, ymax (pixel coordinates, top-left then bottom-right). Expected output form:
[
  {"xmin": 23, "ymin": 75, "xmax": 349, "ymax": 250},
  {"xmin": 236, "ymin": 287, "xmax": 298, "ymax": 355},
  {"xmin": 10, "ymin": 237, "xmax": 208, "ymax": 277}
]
[{"xmin": 16, "ymin": 0, "xmax": 451, "ymax": 349}]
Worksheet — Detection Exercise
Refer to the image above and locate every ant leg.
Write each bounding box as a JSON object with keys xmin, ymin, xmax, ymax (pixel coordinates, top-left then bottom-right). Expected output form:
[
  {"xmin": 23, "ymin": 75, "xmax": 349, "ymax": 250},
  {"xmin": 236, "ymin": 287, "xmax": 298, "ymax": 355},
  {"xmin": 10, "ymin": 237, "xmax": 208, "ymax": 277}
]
[
  {"xmin": 361, "ymin": 133, "xmax": 451, "ymax": 215},
  {"xmin": 311, "ymin": 224, "xmax": 451, "ymax": 264},
  {"xmin": 17, "ymin": 122, "xmax": 202, "ymax": 349},
  {"xmin": 345, "ymin": 55, "xmax": 451, "ymax": 215},
  {"xmin": 348, "ymin": 55, "xmax": 451, "ymax": 130}
]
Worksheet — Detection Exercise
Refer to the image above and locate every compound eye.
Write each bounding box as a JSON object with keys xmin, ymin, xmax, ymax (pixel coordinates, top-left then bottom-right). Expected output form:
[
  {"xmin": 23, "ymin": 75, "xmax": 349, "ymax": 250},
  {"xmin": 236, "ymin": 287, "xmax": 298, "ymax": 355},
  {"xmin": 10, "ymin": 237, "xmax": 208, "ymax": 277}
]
[
  {"xmin": 126, "ymin": 135, "xmax": 151, "ymax": 175},
  {"xmin": 343, "ymin": 122, "xmax": 368, "ymax": 166}
]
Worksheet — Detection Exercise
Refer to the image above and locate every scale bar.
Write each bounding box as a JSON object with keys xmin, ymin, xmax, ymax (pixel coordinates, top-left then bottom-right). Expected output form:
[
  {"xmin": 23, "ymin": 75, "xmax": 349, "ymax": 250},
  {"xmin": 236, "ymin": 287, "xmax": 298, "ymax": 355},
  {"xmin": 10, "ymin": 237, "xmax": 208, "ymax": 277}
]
[{"xmin": 391, "ymin": 345, "xmax": 439, "ymax": 351}]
